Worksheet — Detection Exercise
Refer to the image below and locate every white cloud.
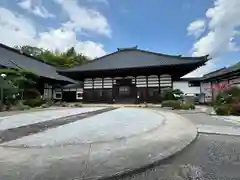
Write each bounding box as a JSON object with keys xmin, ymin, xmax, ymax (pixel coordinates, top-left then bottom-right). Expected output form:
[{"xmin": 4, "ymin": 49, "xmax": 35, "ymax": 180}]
[
  {"xmin": 186, "ymin": 0, "xmax": 240, "ymax": 77},
  {"xmin": 38, "ymin": 28, "xmax": 107, "ymax": 58},
  {"xmin": 54, "ymin": 0, "xmax": 111, "ymax": 37},
  {"xmin": 75, "ymin": 41, "xmax": 106, "ymax": 58},
  {"xmin": 228, "ymin": 37, "xmax": 240, "ymax": 51},
  {"xmin": 87, "ymin": 0, "xmax": 109, "ymax": 5},
  {"xmin": 0, "ymin": 7, "xmax": 36, "ymax": 46},
  {"xmin": 187, "ymin": 19, "xmax": 205, "ymax": 37},
  {"xmin": 18, "ymin": 0, "xmax": 55, "ymax": 18},
  {"xmin": 0, "ymin": 7, "xmax": 107, "ymax": 59}
]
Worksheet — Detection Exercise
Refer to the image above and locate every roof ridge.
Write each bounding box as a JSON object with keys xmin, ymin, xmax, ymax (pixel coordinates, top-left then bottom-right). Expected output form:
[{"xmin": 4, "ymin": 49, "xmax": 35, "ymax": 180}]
[{"xmin": 131, "ymin": 49, "xmax": 209, "ymax": 59}]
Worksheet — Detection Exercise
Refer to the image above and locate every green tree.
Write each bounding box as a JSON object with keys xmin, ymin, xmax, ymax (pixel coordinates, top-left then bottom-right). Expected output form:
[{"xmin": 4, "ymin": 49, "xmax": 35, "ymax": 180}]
[
  {"xmin": 65, "ymin": 47, "xmax": 76, "ymax": 57},
  {"xmin": 60, "ymin": 47, "xmax": 89, "ymax": 67},
  {"xmin": 0, "ymin": 68, "xmax": 39, "ymax": 100},
  {"xmin": 15, "ymin": 46, "xmax": 90, "ymax": 68}
]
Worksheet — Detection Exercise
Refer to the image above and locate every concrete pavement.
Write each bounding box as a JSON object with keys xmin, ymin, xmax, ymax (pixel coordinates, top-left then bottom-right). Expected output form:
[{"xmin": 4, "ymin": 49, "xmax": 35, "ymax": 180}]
[
  {"xmin": 0, "ymin": 108, "xmax": 197, "ymax": 180},
  {"xmin": 197, "ymin": 124, "xmax": 240, "ymax": 136},
  {"xmin": 119, "ymin": 134, "xmax": 240, "ymax": 180},
  {"xmin": 116, "ymin": 110, "xmax": 240, "ymax": 180},
  {"xmin": 173, "ymin": 110, "xmax": 240, "ymax": 136},
  {"xmin": 212, "ymin": 115, "xmax": 240, "ymax": 125}
]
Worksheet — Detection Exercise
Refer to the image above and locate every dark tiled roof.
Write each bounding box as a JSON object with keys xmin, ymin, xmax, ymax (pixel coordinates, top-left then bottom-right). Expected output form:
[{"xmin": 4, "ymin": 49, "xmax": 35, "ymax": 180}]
[
  {"xmin": 202, "ymin": 62, "xmax": 240, "ymax": 80},
  {"xmin": 60, "ymin": 49, "xmax": 208, "ymax": 73},
  {"xmin": 0, "ymin": 43, "xmax": 77, "ymax": 84},
  {"xmin": 203, "ymin": 67, "xmax": 226, "ymax": 77}
]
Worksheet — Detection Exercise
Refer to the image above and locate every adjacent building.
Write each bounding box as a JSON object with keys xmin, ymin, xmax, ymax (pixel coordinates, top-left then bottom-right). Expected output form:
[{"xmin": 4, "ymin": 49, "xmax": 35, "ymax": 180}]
[
  {"xmin": 0, "ymin": 43, "xmax": 81, "ymax": 101},
  {"xmin": 60, "ymin": 47, "xmax": 209, "ymax": 103},
  {"xmin": 200, "ymin": 62, "xmax": 240, "ymax": 103}
]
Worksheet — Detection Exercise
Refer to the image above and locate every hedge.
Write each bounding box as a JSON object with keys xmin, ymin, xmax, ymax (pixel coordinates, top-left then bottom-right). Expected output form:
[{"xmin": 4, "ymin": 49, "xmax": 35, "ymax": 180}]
[
  {"xmin": 214, "ymin": 87, "xmax": 240, "ymax": 116},
  {"xmin": 181, "ymin": 103, "xmax": 195, "ymax": 110},
  {"xmin": 162, "ymin": 100, "xmax": 182, "ymax": 109},
  {"xmin": 23, "ymin": 98, "xmax": 45, "ymax": 108},
  {"xmin": 214, "ymin": 105, "xmax": 231, "ymax": 116},
  {"xmin": 230, "ymin": 103, "xmax": 240, "ymax": 116},
  {"xmin": 162, "ymin": 100, "xmax": 196, "ymax": 110}
]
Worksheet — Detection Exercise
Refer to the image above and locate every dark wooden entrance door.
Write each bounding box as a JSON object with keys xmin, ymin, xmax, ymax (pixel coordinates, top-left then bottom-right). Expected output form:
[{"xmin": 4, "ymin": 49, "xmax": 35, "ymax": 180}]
[{"xmin": 114, "ymin": 79, "xmax": 136, "ymax": 103}]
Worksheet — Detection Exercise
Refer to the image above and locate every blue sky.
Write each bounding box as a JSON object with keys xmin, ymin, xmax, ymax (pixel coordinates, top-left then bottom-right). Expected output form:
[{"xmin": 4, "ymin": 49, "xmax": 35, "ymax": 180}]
[{"xmin": 0, "ymin": 0, "xmax": 240, "ymax": 77}]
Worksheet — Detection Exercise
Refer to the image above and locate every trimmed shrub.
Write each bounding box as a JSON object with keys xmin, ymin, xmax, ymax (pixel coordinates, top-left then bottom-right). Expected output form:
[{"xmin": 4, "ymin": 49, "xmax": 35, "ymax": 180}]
[
  {"xmin": 41, "ymin": 104, "xmax": 50, "ymax": 108},
  {"xmin": 45, "ymin": 99, "xmax": 53, "ymax": 106},
  {"xmin": 162, "ymin": 100, "xmax": 181, "ymax": 109},
  {"xmin": 15, "ymin": 102, "xmax": 31, "ymax": 111},
  {"xmin": 214, "ymin": 92, "xmax": 230, "ymax": 106},
  {"xmin": 23, "ymin": 89, "xmax": 41, "ymax": 99},
  {"xmin": 214, "ymin": 105, "xmax": 231, "ymax": 116},
  {"xmin": 60, "ymin": 102, "xmax": 68, "ymax": 107},
  {"xmin": 53, "ymin": 101, "xmax": 62, "ymax": 106},
  {"xmin": 215, "ymin": 87, "xmax": 240, "ymax": 105},
  {"xmin": 20, "ymin": 105, "xmax": 31, "ymax": 111},
  {"xmin": 214, "ymin": 87, "xmax": 240, "ymax": 116},
  {"xmin": 23, "ymin": 98, "xmax": 45, "ymax": 108},
  {"xmin": 74, "ymin": 103, "xmax": 82, "ymax": 107},
  {"xmin": 229, "ymin": 103, "xmax": 240, "ymax": 116},
  {"xmin": 181, "ymin": 103, "xmax": 195, "ymax": 110},
  {"xmin": 162, "ymin": 89, "xmax": 184, "ymax": 101},
  {"xmin": 226, "ymin": 86, "xmax": 240, "ymax": 97}
]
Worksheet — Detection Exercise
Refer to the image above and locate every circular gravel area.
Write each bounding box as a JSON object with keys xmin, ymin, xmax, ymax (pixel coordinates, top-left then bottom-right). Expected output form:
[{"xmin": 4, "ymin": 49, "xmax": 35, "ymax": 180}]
[
  {"xmin": 0, "ymin": 107, "xmax": 105, "ymax": 130},
  {"xmin": 3, "ymin": 108, "xmax": 164, "ymax": 148}
]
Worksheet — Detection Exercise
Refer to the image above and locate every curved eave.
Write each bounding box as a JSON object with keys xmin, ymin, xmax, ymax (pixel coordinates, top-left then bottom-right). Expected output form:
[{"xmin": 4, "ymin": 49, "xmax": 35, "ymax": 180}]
[
  {"xmin": 58, "ymin": 61, "xmax": 207, "ymax": 82},
  {"xmin": 58, "ymin": 49, "xmax": 209, "ymax": 73},
  {"xmin": 59, "ymin": 59, "xmax": 208, "ymax": 74}
]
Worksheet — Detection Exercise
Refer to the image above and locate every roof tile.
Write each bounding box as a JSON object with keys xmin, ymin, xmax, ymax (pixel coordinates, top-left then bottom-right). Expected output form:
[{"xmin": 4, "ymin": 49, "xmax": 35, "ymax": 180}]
[
  {"xmin": 0, "ymin": 43, "xmax": 77, "ymax": 84},
  {"xmin": 60, "ymin": 49, "xmax": 208, "ymax": 72}
]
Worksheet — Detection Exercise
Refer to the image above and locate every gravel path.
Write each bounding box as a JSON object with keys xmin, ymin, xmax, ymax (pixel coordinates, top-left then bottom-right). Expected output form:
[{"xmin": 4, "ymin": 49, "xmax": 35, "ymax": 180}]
[
  {"xmin": 2, "ymin": 108, "xmax": 164, "ymax": 147},
  {"xmin": 1, "ymin": 108, "xmax": 240, "ymax": 180},
  {"xmin": 0, "ymin": 108, "xmax": 114, "ymax": 144},
  {"xmin": 0, "ymin": 107, "xmax": 105, "ymax": 130}
]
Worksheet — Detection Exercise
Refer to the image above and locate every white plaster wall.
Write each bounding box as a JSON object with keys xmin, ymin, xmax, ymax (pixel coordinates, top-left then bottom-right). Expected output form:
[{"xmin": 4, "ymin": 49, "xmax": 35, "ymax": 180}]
[{"xmin": 173, "ymin": 81, "xmax": 200, "ymax": 95}]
